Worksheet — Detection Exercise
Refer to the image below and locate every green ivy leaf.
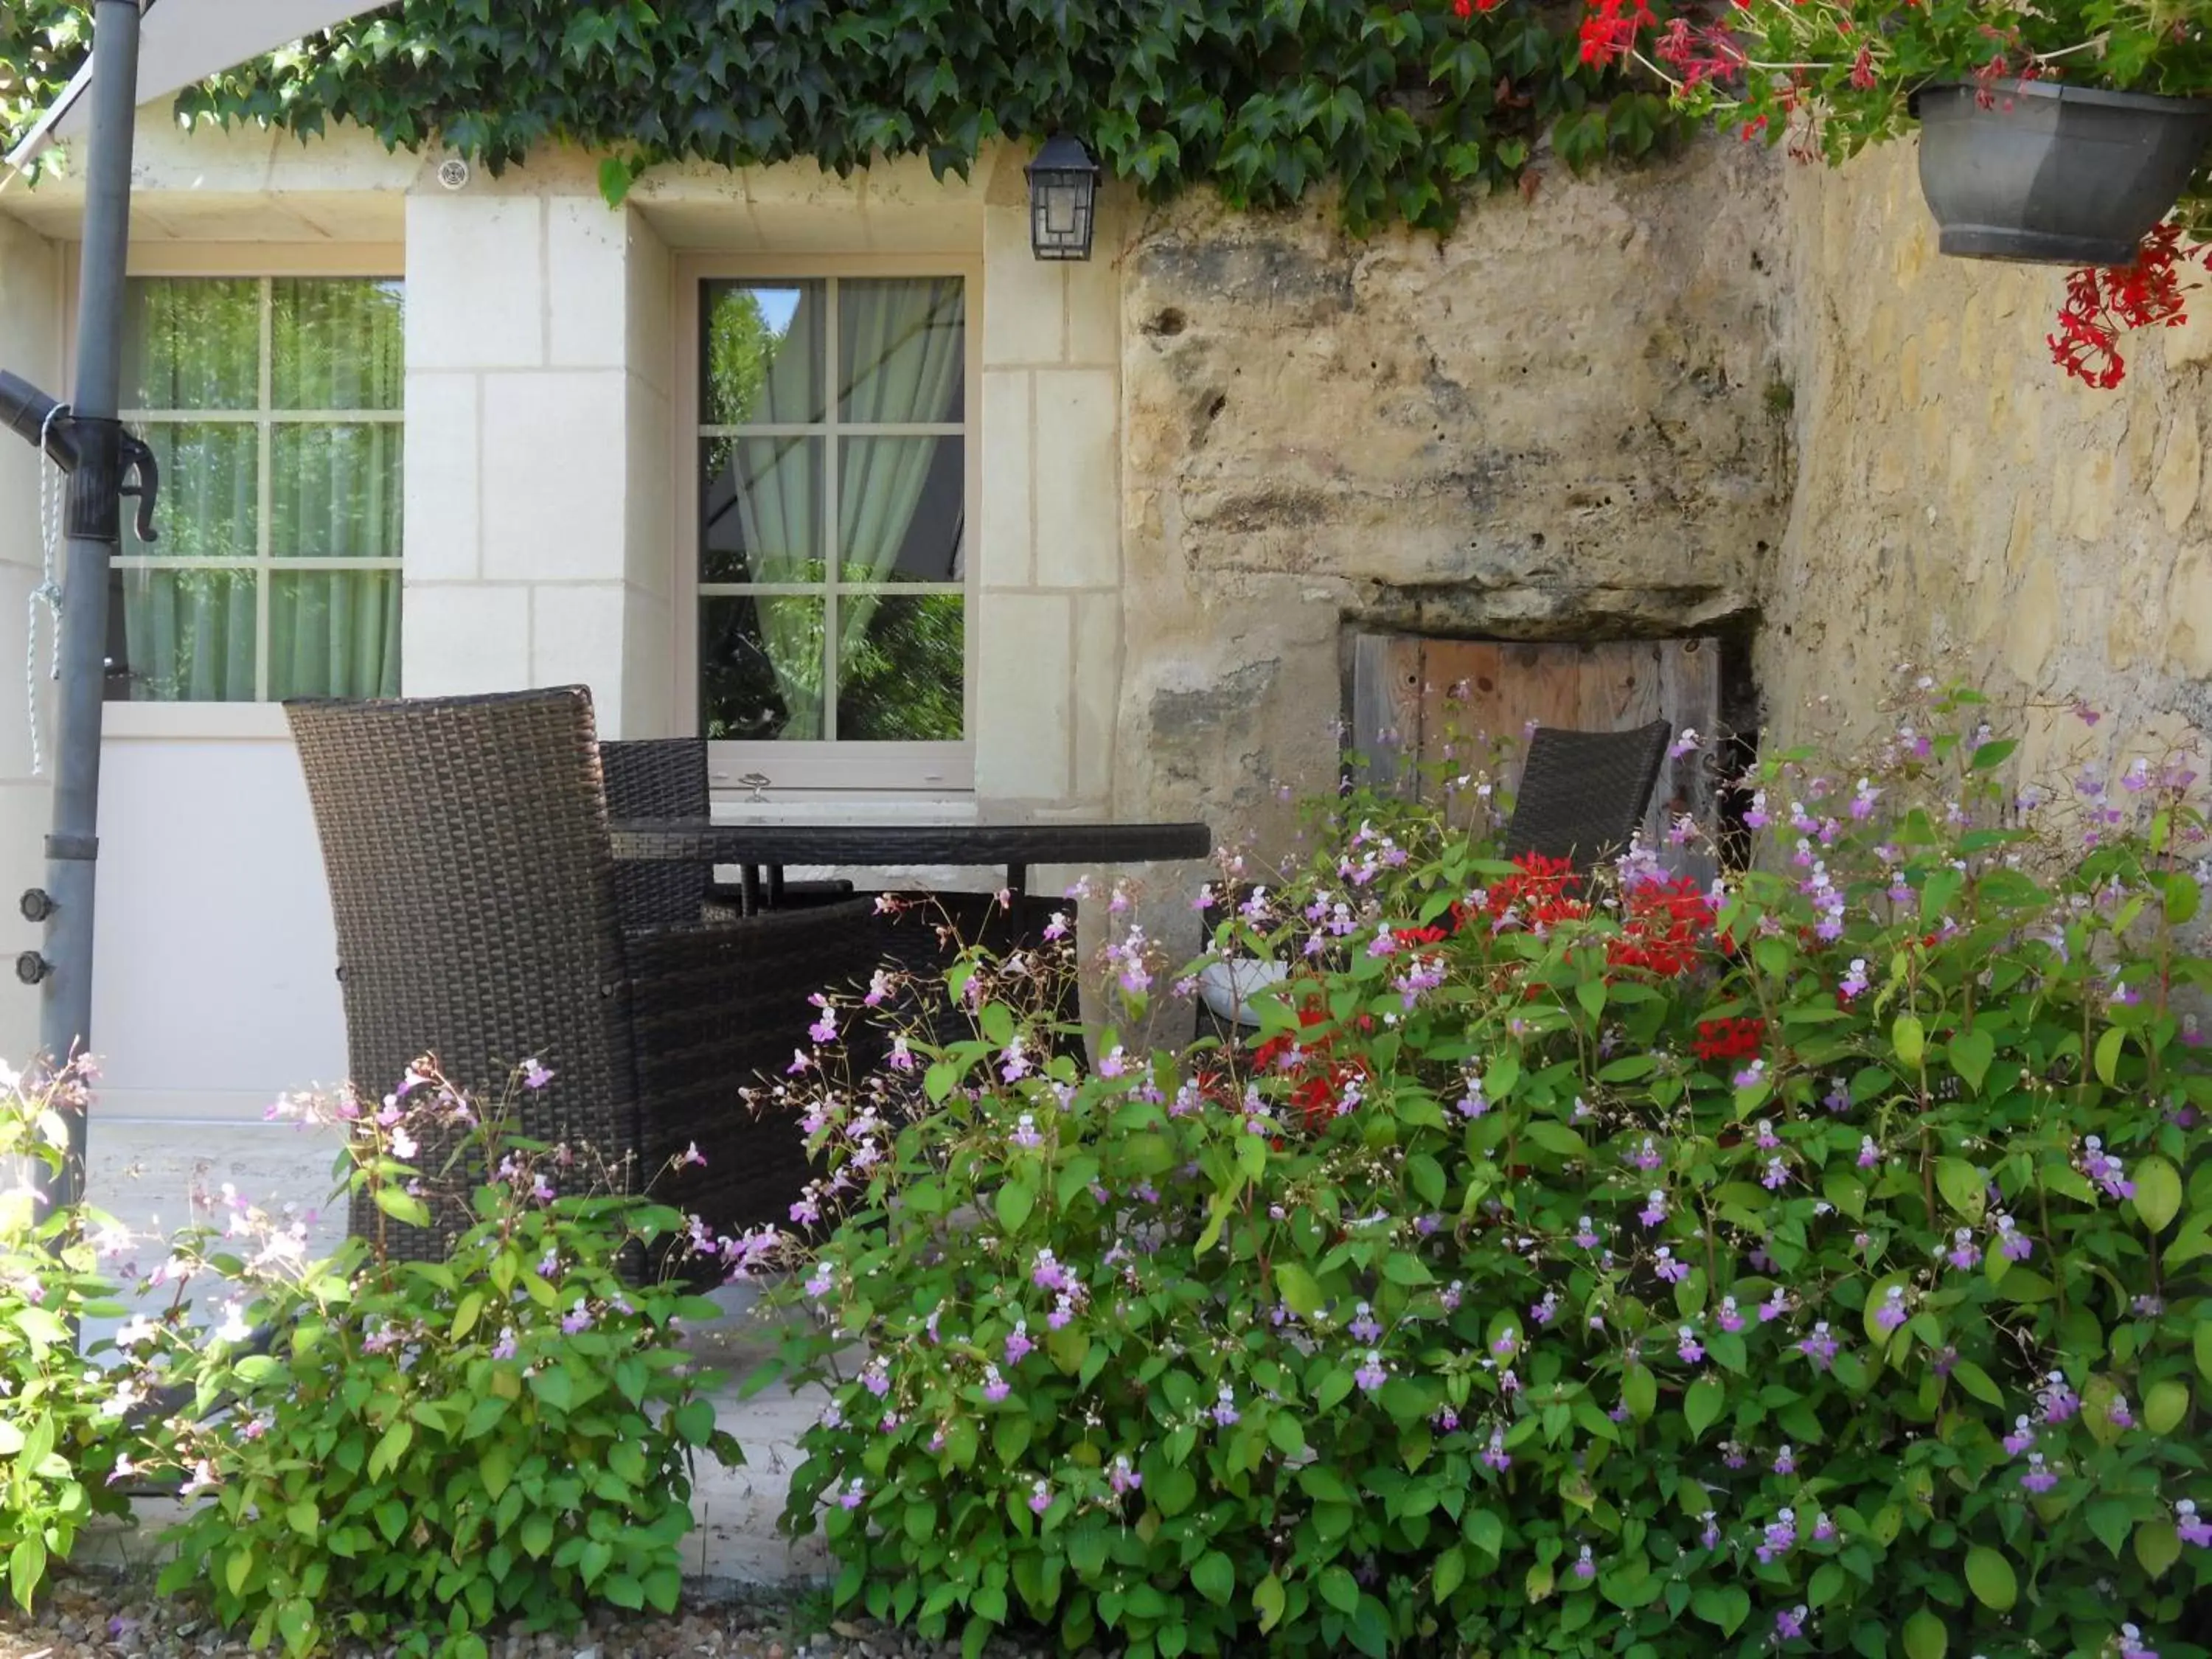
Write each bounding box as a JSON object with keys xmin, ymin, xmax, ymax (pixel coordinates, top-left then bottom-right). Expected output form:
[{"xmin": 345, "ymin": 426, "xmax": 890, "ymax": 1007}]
[
  {"xmin": 1253, "ymin": 1571, "xmax": 1287, "ymax": 1633},
  {"xmin": 1319, "ymin": 1565, "xmax": 1360, "ymax": 1615},
  {"xmin": 1192, "ymin": 1549, "xmax": 1236, "ymax": 1605},
  {"xmin": 995, "ymin": 1178, "xmax": 1035, "ymax": 1234},
  {"xmin": 1945, "ymin": 1028, "xmax": 1994, "ymax": 1093}
]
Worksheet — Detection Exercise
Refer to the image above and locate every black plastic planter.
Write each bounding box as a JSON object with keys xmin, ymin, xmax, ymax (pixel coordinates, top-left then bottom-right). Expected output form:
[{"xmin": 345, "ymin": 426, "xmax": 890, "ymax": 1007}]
[{"xmin": 1913, "ymin": 80, "xmax": 2212, "ymax": 265}]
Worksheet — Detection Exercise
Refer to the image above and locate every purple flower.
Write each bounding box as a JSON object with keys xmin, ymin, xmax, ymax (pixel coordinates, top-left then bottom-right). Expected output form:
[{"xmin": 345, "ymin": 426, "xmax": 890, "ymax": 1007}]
[
  {"xmin": 1717, "ymin": 1296, "xmax": 1745, "ymax": 1333},
  {"xmin": 837, "ymin": 1478, "xmax": 865, "ymax": 1511},
  {"xmin": 1639, "ymin": 1191, "xmax": 1668, "ymax": 1228},
  {"xmin": 1759, "ymin": 1291, "xmax": 1790, "ymax": 1324},
  {"xmin": 888, "ymin": 1036, "xmax": 914, "ymax": 1072},
  {"xmin": 521, "ymin": 1058, "xmax": 554, "ymax": 1091},
  {"xmin": 804, "ymin": 1262, "xmax": 835, "ymax": 1299},
  {"xmin": 1573, "ymin": 1545, "xmax": 1596, "ymax": 1580},
  {"xmin": 1773, "ymin": 1443, "xmax": 1796, "ymax": 1475},
  {"xmin": 1110, "ymin": 1455, "xmax": 1141, "ymax": 1495},
  {"xmin": 1724, "ymin": 1441, "xmax": 1749, "ymax": 1470},
  {"xmin": 1758, "ymin": 1509, "xmax": 1797, "ymax": 1563},
  {"xmin": 1655, "ymin": 1248, "xmax": 1690, "ymax": 1284},
  {"xmin": 1628, "ymin": 1135, "xmax": 1663, "ymax": 1172},
  {"xmin": 2110, "ymin": 1394, "xmax": 2136, "ymax": 1430},
  {"xmin": 1005, "ymin": 1321, "xmax": 1033, "ymax": 1366},
  {"xmin": 981, "ymin": 1365, "xmax": 1011, "ymax": 1403},
  {"xmin": 1857, "ymin": 1135, "xmax": 1880, "ymax": 1169},
  {"xmin": 1822, "ymin": 1078, "xmax": 1851, "ymax": 1113},
  {"xmin": 560, "ymin": 1300, "xmax": 593, "ymax": 1335},
  {"xmin": 1947, "ymin": 1228, "xmax": 1978, "ymax": 1271},
  {"xmin": 1734, "ymin": 1060, "xmax": 1766, "ymax": 1090},
  {"xmin": 2177, "ymin": 1499, "xmax": 2212, "ymax": 1547},
  {"xmin": 1575, "ymin": 1217, "xmax": 1604, "ymax": 1250},
  {"xmin": 1029, "ymin": 1480, "xmax": 1052, "ymax": 1515},
  {"xmin": 1032, "ymin": 1249, "xmax": 1068, "ymax": 1292},
  {"xmin": 2121, "ymin": 1624, "xmax": 2159, "ymax": 1659},
  {"xmin": 1775, "ymin": 1605, "xmax": 1807, "ymax": 1642},
  {"xmin": 1441, "ymin": 1280, "xmax": 1464, "ymax": 1312},
  {"xmin": 1010, "ymin": 1114, "xmax": 1043, "ymax": 1150},
  {"xmin": 1354, "ymin": 1352, "xmax": 1389, "ymax": 1393},
  {"xmin": 1874, "ymin": 1287, "xmax": 1908, "ymax": 1334},
  {"xmin": 1743, "ymin": 790, "xmax": 1770, "ymax": 830},
  {"xmin": 2039, "ymin": 1373, "xmax": 2079, "ymax": 1423},
  {"xmin": 1699, "ymin": 1510, "xmax": 1720, "ymax": 1551},
  {"xmin": 1798, "ymin": 1323, "xmax": 1839, "ymax": 1370},
  {"xmin": 1212, "ymin": 1385, "xmax": 1241, "ymax": 1427},
  {"xmin": 1530, "ymin": 1291, "xmax": 1560, "ymax": 1326},
  {"xmin": 2020, "ymin": 1453, "xmax": 2059, "ymax": 1493},
  {"xmin": 861, "ymin": 1360, "xmax": 891, "ymax": 1398},
  {"xmin": 2003, "ymin": 1416, "xmax": 2036, "ymax": 1455},
  {"xmin": 1761, "ymin": 1156, "xmax": 1789, "ymax": 1191},
  {"xmin": 1349, "ymin": 1301, "xmax": 1382, "ymax": 1342},
  {"xmin": 1811, "ymin": 1512, "xmax": 1836, "ymax": 1543},
  {"xmin": 1677, "ymin": 1326, "xmax": 1704, "ymax": 1365},
  {"xmin": 1481, "ymin": 1428, "xmax": 1511, "ymax": 1472}
]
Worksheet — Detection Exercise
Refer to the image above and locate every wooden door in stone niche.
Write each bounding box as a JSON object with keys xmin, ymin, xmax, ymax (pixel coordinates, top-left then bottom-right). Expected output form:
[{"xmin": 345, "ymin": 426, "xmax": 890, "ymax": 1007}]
[{"xmin": 1349, "ymin": 634, "xmax": 1722, "ymax": 880}]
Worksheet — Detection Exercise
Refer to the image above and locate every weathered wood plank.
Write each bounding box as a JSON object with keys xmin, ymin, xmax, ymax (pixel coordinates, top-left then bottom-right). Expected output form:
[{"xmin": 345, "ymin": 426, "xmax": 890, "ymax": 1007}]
[{"xmin": 1348, "ymin": 632, "xmax": 1424, "ymax": 795}]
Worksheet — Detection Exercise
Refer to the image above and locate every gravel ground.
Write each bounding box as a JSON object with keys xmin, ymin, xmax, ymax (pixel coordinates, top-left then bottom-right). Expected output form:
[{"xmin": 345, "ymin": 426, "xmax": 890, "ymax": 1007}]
[{"xmin": 0, "ymin": 1568, "xmax": 1081, "ymax": 1659}]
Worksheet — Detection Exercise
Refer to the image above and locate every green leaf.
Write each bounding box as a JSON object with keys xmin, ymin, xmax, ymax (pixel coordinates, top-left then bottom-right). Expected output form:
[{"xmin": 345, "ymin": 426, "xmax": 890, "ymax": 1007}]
[
  {"xmin": 2134, "ymin": 1154, "xmax": 2183, "ymax": 1234},
  {"xmin": 285, "ymin": 1500, "xmax": 319, "ymax": 1537},
  {"xmin": 1274, "ymin": 1262, "xmax": 1325, "ymax": 1319},
  {"xmin": 1892, "ymin": 1015, "xmax": 1925, "ymax": 1068},
  {"xmin": 2197, "ymin": 1321, "xmax": 2212, "ymax": 1384},
  {"xmin": 1969, "ymin": 737, "xmax": 2017, "ymax": 770},
  {"xmin": 1319, "ymin": 1565, "xmax": 1360, "ymax": 1615},
  {"xmin": 1191, "ymin": 1550, "xmax": 1235, "ymax": 1606},
  {"xmin": 1902, "ymin": 1607, "xmax": 1947, "ymax": 1659},
  {"xmin": 2096, "ymin": 1026, "xmax": 2126, "ymax": 1085},
  {"xmin": 1691, "ymin": 1585, "xmax": 1750, "ymax": 1635},
  {"xmin": 479, "ymin": 1444, "xmax": 512, "ymax": 1500},
  {"xmin": 1935, "ymin": 1158, "xmax": 1986, "ymax": 1222},
  {"xmin": 7, "ymin": 1538, "xmax": 44, "ymax": 1612},
  {"xmin": 451, "ymin": 1291, "xmax": 484, "ymax": 1340},
  {"xmin": 1964, "ymin": 1546, "xmax": 2016, "ymax": 1612},
  {"xmin": 1623, "ymin": 1364, "xmax": 1657, "ymax": 1421},
  {"xmin": 372, "ymin": 1185, "xmax": 431, "ymax": 1227},
  {"xmin": 1576, "ymin": 977, "xmax": 1606, "ymax": 1020},
  {"xmin": 1945, "ymin": 1028, "xmax": 1994, "ymax": 1093},
  {"xmin": 1950, "ymin": 1359, "xmax": 2003, "ymax": 1406},
  {"xmin": 2137, "ymin": 1520, "xmax": 2184, "ymax": 1579},
  {"xmin": 1253, "ymin": 1572, "xmax": 1287, "ymax": 1634},
  {"xmin": 226, "ymin": 1545, "xmax": 254, "ymax": 1599},
  {"xmin": 1683, "ymin": 1375, "xmax": 1724, "ymax": 1439},
  {"xmin": 2145, "ymin": 1377, "xmax": 2190, "ymax": 1434},
  {"xmin": 995, "ymin": 1179, "xmax": 1035, "ymax": 1234},
  {"xmin": 1434, "ymin": 1545, "xmax": 1466, "ymax": 1600},
  {"xmin": 672, "ymin": 1399, "xmax": 717, "ymax": 1447}
]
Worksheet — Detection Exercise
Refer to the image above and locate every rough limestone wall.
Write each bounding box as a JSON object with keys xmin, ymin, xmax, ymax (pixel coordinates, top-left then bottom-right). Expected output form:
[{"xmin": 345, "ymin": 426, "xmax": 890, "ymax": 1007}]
[
  {"xmin": 1767, "ymin": 145, "xmax": 2212, "ymax": 769},
  {"xmin": 1113, "ymin": 140, "xmax": 1794, "ymax": 846}
]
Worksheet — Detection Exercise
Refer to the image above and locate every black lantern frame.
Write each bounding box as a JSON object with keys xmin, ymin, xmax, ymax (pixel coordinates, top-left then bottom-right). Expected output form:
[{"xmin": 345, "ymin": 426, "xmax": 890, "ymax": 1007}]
[{"xmin": 1025, "ymin": 133, "xmax": 1100, "ymax": 261}]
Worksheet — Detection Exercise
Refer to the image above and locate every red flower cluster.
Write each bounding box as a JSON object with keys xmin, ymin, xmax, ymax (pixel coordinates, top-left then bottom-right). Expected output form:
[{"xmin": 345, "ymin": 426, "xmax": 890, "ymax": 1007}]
[
  {"xmin": 1579, "ymin": 0, "xmax": 1655, "ymax": 66},
  {"xmin": 1252, "ymin": 1005, "xmax": 1368, "ymax": 1133},
  {"xmin": 1693, "ymin": 1016, "xmax": 1766, "ymax": 1062},
  {"xmin": 1483, "ymin": 852, "xmax": 1589, "ymax": 929},
  {"xmin": 1607, "ymin": 876, "xmax": 1717, "ymax": 976},
  {"xmin": 1652, "ymin": 15, "xmax": 1744, "ymax": 87},
  {"xmin": 2050, "ymin": 222, "xmax": 2203, "ymax": 389}
]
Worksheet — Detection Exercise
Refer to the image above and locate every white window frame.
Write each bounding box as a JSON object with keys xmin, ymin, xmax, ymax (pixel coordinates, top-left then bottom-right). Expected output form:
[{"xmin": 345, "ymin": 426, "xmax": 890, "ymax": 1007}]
[
  {"xmin": 672, "ymin": 253, "xmax": 981, "ymax": 794},
  {"xmin": 66, "ymin": 243, "xmax": 405, "ymax": 738}
]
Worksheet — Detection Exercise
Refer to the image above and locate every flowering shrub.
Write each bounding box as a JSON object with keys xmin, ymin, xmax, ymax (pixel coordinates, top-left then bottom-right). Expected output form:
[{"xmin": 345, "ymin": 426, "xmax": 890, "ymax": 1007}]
[
  {"xmin": 764, "ymin": 682, "xmax": 2212, "ymax": 1659},
  {"xmin": 0, "ymin": 1059, "xmax": 135, "ymax": 1609},
  {"xmin": 136, "ymin": 1061, "xmax": 749, "ymax": 1658}
]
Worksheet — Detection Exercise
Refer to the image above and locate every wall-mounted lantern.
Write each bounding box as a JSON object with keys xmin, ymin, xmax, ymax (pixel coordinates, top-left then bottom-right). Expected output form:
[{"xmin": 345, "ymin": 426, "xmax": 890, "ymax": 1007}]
[{"xmin": 1025, "ymin": 134, "xmax": 1100, "ymax": 261}]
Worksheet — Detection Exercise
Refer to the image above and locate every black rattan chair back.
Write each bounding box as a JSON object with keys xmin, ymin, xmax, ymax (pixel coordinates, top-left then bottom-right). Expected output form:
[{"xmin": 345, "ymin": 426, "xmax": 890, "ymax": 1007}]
[
  {"xmin": 600, "ymin": 738, "xmax": 712, "ymax": 930},
  {"xmin": 286, "ymin": 686, "xmax": 641, "ymax": 1259},
  {"xmin": 1503, "ymin": 719, "xmax": 1672, "ymax": 872}
]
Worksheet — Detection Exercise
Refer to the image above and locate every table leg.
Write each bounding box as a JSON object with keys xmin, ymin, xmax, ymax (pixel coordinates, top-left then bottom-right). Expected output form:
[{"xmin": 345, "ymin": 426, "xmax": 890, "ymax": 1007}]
[
  {"xmin": 741, "ymin": 866, "xmax": 761, "ymax": 917},
  {"xmin": 1006, "ymin": 862, "xmax": 1029, "ymax": 901},
  {"xmin": 768, "ymin": 865, "xmax": 786, "ymax": 908}
]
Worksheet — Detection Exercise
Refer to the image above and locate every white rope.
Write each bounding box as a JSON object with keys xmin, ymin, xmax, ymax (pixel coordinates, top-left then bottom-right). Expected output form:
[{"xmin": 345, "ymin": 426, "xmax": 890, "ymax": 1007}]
[{"xmin": 27, "ymin": 402, "xmax": 67, "ymax": 776}]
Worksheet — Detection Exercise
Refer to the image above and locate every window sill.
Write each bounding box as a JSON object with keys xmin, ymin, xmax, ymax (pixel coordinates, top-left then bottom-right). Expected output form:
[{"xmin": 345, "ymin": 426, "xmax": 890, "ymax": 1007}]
[{"xmin": 100, "ymin": 703, "xmax": 293, "ymax": 742}]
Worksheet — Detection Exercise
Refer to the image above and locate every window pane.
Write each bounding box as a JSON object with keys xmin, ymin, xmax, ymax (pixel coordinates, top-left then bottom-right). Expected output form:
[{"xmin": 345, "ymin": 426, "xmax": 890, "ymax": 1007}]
[
  {"xmin": 128, "ymin": 425, "xmax": 257, "ymax": 558},
  {"xmin": 838, "ymin": 594, "xmax": 964, "ymax": 740},
  {"xmin": 838, "ymin": 436, "xmax": 963, "ymax": 582},
  {"xmin": 700, "ymin": 595, "xmax": 825, "ymax": 741},
  {"xmin": 268, "ymin": 572, "xmax": 402, "ymax": 699},
  {"xmin": 123, "ymin": 279, "xmax": 260, "ymax": 411},
  {"xmin": 701, "ymin": 436, "xmax": 823, "ymax": 582},
  {"xmin": 701, "ymin": 281, "xmax": 824, "ymax": 425},
  {"xmin": 108, "ymin": 567, "xmax": 257, "ymax": 702},
  {"xmin": 841, "ymin": 277, "xmax": 965, "ymax": 425},
  {"xmin": 271, "ymin": 424, "xmax": 403, "ymax": 557},
  {"xmin": 273, "ymin": 279, "xmax": 404, "ymax": 411}
]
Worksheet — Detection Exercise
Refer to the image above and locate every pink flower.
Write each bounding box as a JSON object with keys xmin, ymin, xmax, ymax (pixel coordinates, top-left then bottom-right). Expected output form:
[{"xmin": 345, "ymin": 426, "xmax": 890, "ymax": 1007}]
[
  {"xmin": 1873, "ymin": 1287, "xmax": 1908, "ymax": 1333},
  {"xmin": 1354, "ymin": 1352, "xmax": 1388, "ymax": 1392},
  {"xmin": 1677, "ymin": 1327, "xmax": 1704, "ymax": 1364},
  {"xmin": 521, "ymin": 1058, "xmax": 554, "ymax": 1091},
  {"xmin": 1028, "ymin": 1480, "xmax": 1052, "ymax": 1514},
  {"xmin": 2020, "ymin": 1454, "xmax": 2059, "ymax": 1493},
  {"xmin": 1481, "ymin": 1428, "xmax": 1511, "ymax": 1471},
  {"xmin": 981, "ymin": 1365, "xmax": 1010, "ymax": 1403}
]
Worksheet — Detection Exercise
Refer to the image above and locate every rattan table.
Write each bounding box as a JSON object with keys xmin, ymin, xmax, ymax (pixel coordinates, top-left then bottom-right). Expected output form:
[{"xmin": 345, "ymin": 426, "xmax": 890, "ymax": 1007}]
[{"xmin": 606, "ymin": 818, "xmax": 1213, "ymax": 909}]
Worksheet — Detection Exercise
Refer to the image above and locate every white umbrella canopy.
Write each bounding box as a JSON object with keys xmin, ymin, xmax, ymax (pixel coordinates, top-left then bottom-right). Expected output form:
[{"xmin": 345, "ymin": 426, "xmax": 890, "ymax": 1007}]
[{"xmin": 6, "ymin": 0, "xmax": 392, "ymax": 170}]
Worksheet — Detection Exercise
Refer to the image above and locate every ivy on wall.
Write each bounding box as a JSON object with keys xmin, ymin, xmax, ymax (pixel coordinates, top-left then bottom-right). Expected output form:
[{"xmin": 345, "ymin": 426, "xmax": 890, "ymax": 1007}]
[{"xmin": 0, "ymin": 0, "xmax": 1683, "ymax": 232}]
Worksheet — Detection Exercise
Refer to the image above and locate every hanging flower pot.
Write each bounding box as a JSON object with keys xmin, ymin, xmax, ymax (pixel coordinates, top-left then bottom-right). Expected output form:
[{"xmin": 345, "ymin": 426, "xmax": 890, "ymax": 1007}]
[{"xmin": 1911, "ymin": 82, "xmax": 2212, "ymax": 265}]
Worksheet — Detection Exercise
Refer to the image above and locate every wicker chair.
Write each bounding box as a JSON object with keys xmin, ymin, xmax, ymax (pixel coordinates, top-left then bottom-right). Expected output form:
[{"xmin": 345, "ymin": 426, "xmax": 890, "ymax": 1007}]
[
  {"xmin": 285, "ymin": 687, "xmax": 883, "ymax": 1261},
  {"xmin": 1503, "ymin": 719, "xmax": 1673, "ymax": 871}
]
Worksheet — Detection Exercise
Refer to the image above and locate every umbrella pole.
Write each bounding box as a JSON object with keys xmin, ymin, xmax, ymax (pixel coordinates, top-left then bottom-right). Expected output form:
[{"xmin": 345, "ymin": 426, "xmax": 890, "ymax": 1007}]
[{"xmin": 33, "ymin": 0, "xmax": 143, "ymax": 1213}]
